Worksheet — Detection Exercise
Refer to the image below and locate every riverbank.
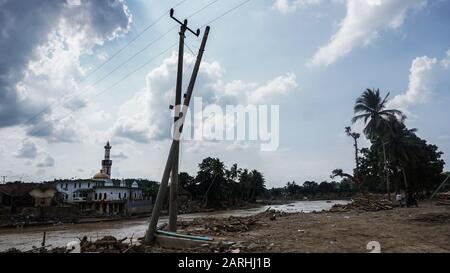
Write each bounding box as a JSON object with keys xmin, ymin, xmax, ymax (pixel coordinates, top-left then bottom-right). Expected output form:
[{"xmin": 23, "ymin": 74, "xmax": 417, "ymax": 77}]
[
  {"xmin": 0, "ymin": 201, "xmax": 265, "ymax": 229},
  {"xmin": 2, "ymin": 200, "xmax": 448, "ymax": 253}
]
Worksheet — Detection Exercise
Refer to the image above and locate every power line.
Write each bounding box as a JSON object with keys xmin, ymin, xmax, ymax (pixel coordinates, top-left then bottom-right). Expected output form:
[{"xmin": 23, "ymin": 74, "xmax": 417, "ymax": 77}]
[
  {"xmin": 22, "ymin": 42, "xmax": 178, "ymax": 139},
  {"xmin": 201, "ymin": 0, "xmax": 252, "ymax": 28},
  {"xmin": 9, "ymin": 0, "xmax": 251, "ymax": 142},
  {"xmin": 186, "ymin": 0, "xmax": 220, "ymax": 18},
  {"xmin": 90, "ymin": 42, "xmax": 178, "ymax": 101},
  {"xmin": 22, "ymin": 26, "xmax": 178, "ymax": 128},
  {"xmin": 20, "ymin": 0, "xmax": 222, "ymax": 130},
  {"xmin": 84, "ymin": 0, "xmax": 189, "ymax": 79}
]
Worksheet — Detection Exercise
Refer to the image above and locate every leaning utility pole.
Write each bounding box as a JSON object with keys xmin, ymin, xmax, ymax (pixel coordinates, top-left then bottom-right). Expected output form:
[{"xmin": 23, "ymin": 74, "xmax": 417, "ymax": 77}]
[
  {"xmin": 168, "ymin": 8, "xmax": 200, "ymax": 232},
  {"xmin": 431, "ymin": 173, "xmax": 450, "ymax": 199},
  {"xmin": 144, "ymin": 10, "xmax": 209, "ymax": 244}
]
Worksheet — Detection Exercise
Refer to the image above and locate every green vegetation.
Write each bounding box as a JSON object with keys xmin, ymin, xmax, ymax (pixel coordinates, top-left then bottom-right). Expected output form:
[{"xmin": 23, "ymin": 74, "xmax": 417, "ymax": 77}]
[
  {"xmin": 179, "ymin": 157, "xmax": 266, "ymax": 208},
  {"xmin": 333, "ymin": 88, "xmax": 446, "ymax": 198}
]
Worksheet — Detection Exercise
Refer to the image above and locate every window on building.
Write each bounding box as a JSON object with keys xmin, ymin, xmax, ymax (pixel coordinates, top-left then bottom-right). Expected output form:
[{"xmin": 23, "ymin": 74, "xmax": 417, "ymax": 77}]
[
  {"xmin": 95, "ymin": 193, "xmax": 97, "ymax": 200},
  {"xmin": 104, "ymin": 193, "xmax": 107, "ymax": 200},
  {"xmin": 73, "ymin": 193, "xmax": 75, "ymax": 198},
  {"xmin": 65, "ymin": 183, "xmax": 68, "ymax": 189},
  {"xmin": 79, "ymin": 183, "xmax": 82, "ymax": 188},
  {"xmin": 74, "ymin": 183, "xmax": 77, "ymax": 189},
  {"xmin": 88, "ymin": 183, "xmax": 90, "ymax": 188},
  {"xmin": 119, "ymin": 193, "xmax": 121, "ymax": 199}
]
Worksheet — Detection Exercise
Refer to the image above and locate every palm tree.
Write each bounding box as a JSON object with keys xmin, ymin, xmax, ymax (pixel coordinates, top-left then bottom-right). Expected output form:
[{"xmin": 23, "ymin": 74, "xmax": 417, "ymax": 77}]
[
  {"xmin": 384, "ymin": 116, "xmax": 418, "ymax": 193},
  {"xmin": 352, "ymin": 89, "xmax": 405, "ymax": 200}
]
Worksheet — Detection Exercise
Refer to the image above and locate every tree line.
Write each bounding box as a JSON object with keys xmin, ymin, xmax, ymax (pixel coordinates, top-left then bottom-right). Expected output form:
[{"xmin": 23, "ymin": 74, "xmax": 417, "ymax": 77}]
[
  {"xmin": 265, "ymin": 180, "xmax": 355, "ymax": 200},
  {"xmin": 178, "ymin": 157, "xmax": 266, "ymax": 208}
]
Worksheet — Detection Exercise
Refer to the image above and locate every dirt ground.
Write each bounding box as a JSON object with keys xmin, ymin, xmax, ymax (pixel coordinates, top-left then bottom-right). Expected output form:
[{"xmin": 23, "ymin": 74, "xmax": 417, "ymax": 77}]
[{"xmin": 182, "ymin": 201, "xmax": 450, "ymax": 253}]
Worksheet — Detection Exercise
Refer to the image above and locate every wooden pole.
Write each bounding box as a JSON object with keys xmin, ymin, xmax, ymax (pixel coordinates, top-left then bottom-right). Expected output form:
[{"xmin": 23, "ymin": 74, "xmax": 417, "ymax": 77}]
[
  {"xmin": 144, "ymin": 26, "xmax": 210, "ymax": 244},
  {"xmin": 41, "ymin": 232, "xmax": 46, "ymax": 247},
  {"xmin": 169, "ymin": 23, "xmax": 186, "ymax": 232}
]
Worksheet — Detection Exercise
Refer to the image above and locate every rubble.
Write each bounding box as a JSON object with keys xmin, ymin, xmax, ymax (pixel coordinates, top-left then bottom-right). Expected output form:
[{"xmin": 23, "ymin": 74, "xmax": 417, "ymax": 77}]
[
  {"xmin": 176, "ymin": 209, "xmax": 289, "ymax": 235},
  {"xmin": 435, "ymin": 191, "xmax": 450, "ymax": 206},
  {"xmin": 329, "ymin": 198, "xmax": 393, "ymax": 212},
  {"xmin": 176, "ymin": 216, "xmax": 259, "ymax": 235}
]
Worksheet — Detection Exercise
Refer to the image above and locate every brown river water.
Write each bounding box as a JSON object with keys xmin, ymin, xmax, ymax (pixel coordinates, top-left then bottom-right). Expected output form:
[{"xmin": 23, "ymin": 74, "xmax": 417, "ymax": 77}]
[{"xmin": 0, "ymin": 200, "xmax": 349, "ymax": 251}]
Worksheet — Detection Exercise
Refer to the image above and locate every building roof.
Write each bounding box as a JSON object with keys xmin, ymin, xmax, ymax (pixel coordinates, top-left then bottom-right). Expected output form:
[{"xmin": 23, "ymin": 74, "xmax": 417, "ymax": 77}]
[
  {"xmin": 0, "ymin": 182, "xmax": 55, "ymax": 196},
  {"xmin": 93, "ymin": 186, "xmax": 137, "ymax": 190}
]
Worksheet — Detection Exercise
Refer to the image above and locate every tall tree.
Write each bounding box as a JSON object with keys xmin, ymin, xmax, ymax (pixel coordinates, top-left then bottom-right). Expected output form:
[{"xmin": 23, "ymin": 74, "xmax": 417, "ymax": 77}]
[
  {"xmin": 352, "ymin": 88, "xmax": 404, "ymax": 199},
  {"xmin": 384, "ymin": 117, "xmax": 418, "ymax": 192}
]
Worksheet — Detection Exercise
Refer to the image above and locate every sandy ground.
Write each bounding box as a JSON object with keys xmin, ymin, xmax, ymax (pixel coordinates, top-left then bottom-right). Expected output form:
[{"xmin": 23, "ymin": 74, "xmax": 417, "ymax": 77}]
[{"xmin": 191, "ymin": 201, "xmax": 450, "ymax": 253}]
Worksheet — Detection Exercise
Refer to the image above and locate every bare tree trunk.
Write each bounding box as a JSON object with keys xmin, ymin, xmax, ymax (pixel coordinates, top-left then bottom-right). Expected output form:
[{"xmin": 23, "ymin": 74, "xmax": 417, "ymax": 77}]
[
  {"xmin": 402, "ymin": 168, "xmax": 408, "ymax": 192},
  {"xmin": 382, "ymin": 142, "xmax": 391, "ymax": 200}
]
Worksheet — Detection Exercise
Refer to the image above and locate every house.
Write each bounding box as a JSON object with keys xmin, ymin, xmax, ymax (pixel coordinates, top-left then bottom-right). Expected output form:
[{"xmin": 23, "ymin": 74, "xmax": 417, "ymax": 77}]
[
  {"xmin": 29, "ymin": 184, "xmax": 58, "ymax": 207},
  {"xmin": 0, "ymin": 182, "xmax": 35, "ymax": 213},
  {"xmin": 0, "ymin": 182, "xmax": 58, "ymax": 212}
]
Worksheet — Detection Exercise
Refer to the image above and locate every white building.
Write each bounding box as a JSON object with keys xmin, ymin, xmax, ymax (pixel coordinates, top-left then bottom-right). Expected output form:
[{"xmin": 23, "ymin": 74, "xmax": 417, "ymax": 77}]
[{"xmin": 56, "ymin": 142, "xmax": 148, "ymax": 215}]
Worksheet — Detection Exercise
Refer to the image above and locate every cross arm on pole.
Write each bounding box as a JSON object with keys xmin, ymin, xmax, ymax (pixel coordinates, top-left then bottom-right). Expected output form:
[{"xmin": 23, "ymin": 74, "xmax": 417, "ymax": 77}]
[{"xmin": 170, "ymin": 8, "xmax": 200, "ymax": 37}]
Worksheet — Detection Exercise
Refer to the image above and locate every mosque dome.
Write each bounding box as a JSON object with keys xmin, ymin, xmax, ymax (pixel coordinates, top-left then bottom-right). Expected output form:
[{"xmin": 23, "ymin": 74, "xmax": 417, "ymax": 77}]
[{"xmin": 93, "ymin": 171, "xmax": 109, "ymax": 180}]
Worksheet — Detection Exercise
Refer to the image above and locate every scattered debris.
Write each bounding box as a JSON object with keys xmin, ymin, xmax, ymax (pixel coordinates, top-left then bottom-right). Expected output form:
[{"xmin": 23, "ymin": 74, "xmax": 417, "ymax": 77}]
[
  {"xmin": 436, "ymin": 200, "xmax": 450, "ymax": 206},
  {"xmin": 329, "ymin": 198, "xmax": 393, "ymax": 212},
  {"xmin": 435, "ymin": 191, "xmax": 450, "ymax": 200},
  {"xmin": 177, "ymin": 216, "xmax": 259, "ymax": 235},
  {"xmin": 412, "ymin": 212, "xmax": 450, "ymax": 224},
  {"xmin": 175, "ymin": 209, "xmax": 289, "ymax": 236}
]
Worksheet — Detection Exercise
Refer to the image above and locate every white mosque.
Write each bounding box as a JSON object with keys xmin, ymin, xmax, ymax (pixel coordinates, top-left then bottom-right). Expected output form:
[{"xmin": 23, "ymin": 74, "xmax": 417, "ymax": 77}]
[{"xmin": 56, "ymin": 142, "xmax": 149, "ymax": 216}]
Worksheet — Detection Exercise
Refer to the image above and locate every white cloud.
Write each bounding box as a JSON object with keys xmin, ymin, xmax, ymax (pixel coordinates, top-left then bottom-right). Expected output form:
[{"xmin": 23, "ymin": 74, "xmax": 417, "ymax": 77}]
[
  {"xmin": 273, "ymin": 0, "xmax": 322, "ymax": 13},
  {"xmin": 310, "ymin": 0, "xmax": 427, "ymax": 67},
  {"xmin": 0, "ymin": 0, "xmax": 132, "ymax": 143},
  {"xmin": 111, "ymin": 53, "xmax": 298, "ymax": 144},
  {"xmin": 249, "ymin": 73, "xmax": 298, "ymax": 103},
  {"xmin": 36, "ymin": 154, "xmax": 56, "ymax": 168},
  {"xmin": 388, "ymin": 50, "xmax": 450, "ymax": 113},
  {"xmin": 15, "ymin": 139, "xmax": 38, "ymax": 159}
]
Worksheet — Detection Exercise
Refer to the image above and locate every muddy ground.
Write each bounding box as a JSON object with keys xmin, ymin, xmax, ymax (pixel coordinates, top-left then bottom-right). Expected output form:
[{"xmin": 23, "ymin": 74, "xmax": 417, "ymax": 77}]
[{"xmin": 179, "ymin": 200, "xmax": 450, "ymax": 253}]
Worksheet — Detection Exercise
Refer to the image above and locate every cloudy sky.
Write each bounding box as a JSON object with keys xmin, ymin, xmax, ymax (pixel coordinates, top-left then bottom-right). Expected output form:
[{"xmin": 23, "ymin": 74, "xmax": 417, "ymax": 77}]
[{"xmin": 1, "ymin": 0, "xmax": 449, "ymax": 187}]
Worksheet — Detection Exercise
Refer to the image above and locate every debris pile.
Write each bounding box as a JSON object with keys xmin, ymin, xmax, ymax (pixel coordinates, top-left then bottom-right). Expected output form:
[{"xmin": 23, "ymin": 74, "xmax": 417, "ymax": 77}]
[
  {"xmin": 177, "ymin": 216, "xmax": 259, "ymax": 235},
  {"xmin": 177, "ymin": 209, "xmax": 289, "ymax": 235},
  {"xmin": 435, "ymin": 191, "xmax": 450, "ymax": 206},
  {"xmin": 329, "ymin": 198, "xmax": 393, "ymax": 212},
  {"xmin": 259, "ymin": 208, "xmax": 290, "ymax": 219},
  {"xmin": 79, "ymin": 236, "xmax": 132, "ymax": 253}
]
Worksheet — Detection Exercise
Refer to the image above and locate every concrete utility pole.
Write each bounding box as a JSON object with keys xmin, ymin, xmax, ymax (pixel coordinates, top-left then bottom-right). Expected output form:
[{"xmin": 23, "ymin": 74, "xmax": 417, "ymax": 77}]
[
  {"xmin": 169, "ymin": 10, "xmax": 185, "ymax": 232},
  {"xmin": 168, "ymin": 8, "xmax": 200, "ymax": 232},
  {"xmin": 144, "ymin": 9, "xmax": 209, "ymax": 244}
]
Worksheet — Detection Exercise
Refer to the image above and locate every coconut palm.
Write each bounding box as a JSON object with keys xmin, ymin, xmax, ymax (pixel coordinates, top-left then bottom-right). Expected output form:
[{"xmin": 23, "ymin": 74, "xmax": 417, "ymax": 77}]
[
  {"xmin": 384, "ymin": 116, "xmax": 418, "ymax": 192},
  {"xmin": 352, "ymin": 89, "xmax": 405, "ymax": 199},
  {"xmin": 352, "ymin": 89, "xmax": 405, "ymax": 140}
]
